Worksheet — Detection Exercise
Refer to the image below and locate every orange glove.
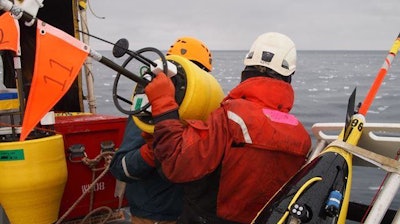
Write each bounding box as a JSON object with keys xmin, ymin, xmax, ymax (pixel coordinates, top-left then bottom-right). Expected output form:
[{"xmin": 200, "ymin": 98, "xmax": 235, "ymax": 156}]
[{"xmin": 144, "ymin": 72, "xmax": 178, "ymax": 117}]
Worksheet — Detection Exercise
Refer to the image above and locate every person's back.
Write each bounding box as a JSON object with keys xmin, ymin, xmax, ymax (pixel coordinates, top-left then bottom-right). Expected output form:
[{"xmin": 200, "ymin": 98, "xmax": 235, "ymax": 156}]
[
  {"xmin": 109, "ymin": 36, "xmax": 213, "ymax": 224},
  {"xmin": 144, "ymin": 32, "xmax": 312, "ymax": 223}
]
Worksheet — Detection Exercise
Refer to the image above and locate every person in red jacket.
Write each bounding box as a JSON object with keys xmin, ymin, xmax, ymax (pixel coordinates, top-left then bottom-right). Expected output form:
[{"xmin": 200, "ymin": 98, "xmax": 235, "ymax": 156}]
[{"xmin": 144, "ymin": 32, "xmax": 312, "ymax": 224}]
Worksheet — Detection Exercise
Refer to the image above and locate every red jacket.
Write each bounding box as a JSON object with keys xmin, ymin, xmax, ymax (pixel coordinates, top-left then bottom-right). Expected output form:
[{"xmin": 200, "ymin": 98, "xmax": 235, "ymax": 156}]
[{"xmin": 153, "ymin": 77, "xmax": 311, "ymax": 223}]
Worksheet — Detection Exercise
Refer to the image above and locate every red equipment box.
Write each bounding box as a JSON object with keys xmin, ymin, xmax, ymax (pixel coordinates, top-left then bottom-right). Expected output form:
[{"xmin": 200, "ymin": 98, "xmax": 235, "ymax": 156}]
[{"xmin": 54, "ymin": 114, "xmax": 128, "ymax": 220}]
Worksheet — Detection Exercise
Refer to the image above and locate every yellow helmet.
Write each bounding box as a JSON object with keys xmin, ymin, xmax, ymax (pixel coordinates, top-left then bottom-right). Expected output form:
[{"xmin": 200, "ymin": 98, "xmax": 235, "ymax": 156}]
[{"xmin": 167, "ymin": 36, "xmax": 212, "ymax": 72}]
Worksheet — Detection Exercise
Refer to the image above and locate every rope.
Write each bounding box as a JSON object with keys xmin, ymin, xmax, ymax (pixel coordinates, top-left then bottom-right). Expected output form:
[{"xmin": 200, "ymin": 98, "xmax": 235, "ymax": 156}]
[
  {"xmin": 327, "ymin": 140, "xmax": 400, "ymax": 174},
  {"xmin": 86, "ymin": 0, "xmax": 105, "ymax": 20},
  {"xmin": 55, "ymin": 151, "xmax": 115, "ymax": 224},
  {"xmin": 79, "ymin": 206, "xmax": 113, "ymax": 224}
]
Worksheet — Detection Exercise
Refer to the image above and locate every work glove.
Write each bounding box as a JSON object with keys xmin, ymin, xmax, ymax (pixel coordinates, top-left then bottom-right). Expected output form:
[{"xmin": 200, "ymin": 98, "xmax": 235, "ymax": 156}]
[
  {"xmin": 144, "ymin": 72, "xmax": 178, "ymax": 117},
  {"xmin": 139, "ymin": 132, "xmax": 155, "ymax": 167}
]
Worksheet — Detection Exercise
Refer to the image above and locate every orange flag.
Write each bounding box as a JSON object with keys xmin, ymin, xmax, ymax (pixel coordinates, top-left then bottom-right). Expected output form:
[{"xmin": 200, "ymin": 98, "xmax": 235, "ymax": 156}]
[
  {"xmin": 0, "ymin": 12, "xmax": 20, "ymax": 53},
  {"xmin": 20, "ymin": 20, "xmax": 89, "ymax": 141}
]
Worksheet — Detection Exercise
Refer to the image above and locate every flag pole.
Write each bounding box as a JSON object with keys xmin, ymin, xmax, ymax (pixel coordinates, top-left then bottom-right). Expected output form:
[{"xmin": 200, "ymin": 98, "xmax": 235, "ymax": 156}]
[{"xmin": 358, "ymin": 33, "xmax": 400, "ymax": 115}]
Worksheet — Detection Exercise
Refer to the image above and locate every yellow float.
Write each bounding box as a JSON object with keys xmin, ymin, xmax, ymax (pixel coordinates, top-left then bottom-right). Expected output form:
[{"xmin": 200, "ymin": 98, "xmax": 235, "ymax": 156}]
[
  {"xmin": 0, "ymin": 134, "xmax": 68, "ymax": 224},
  {"xmin": 132, "ymin": 54, "xmax": 224, "ymax": 133}
]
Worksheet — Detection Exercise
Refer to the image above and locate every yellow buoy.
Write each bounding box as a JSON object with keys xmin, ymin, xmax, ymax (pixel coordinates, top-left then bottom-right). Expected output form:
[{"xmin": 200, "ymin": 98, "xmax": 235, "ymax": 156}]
[
  {"xmin": 132, "ymin": 54, "xmax": 224, "ymax": 133},
  {"xmin": 0, "ymin": 134, "xmax": 67, "ymax": 224}
]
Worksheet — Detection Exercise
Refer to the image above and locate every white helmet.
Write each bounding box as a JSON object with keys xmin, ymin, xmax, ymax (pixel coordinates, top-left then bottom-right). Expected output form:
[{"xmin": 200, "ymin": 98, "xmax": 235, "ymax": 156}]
[{"xmin": 244, "ymin": 32, "xmax": 296, "ymax": 77}]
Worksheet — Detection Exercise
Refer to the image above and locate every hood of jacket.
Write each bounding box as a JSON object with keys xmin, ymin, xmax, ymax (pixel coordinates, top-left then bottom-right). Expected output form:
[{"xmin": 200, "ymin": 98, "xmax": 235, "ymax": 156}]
[{"xmin": 223, "ymin": 77, "xmax": 294, "ymax": 112}]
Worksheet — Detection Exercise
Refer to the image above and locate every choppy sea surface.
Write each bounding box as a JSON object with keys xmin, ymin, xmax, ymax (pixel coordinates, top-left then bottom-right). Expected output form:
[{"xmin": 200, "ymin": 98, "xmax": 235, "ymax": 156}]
[{"xmin": 86, "ymin": 50, "xmax": 400, "ymax": 213}]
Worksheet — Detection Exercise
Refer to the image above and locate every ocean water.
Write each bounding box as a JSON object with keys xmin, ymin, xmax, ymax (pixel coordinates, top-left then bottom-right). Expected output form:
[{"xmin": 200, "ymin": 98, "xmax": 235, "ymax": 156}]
[
  {"xmin": 86, "ymin": 50, "xmax": 400, "ymax": 215},
  {"xmin": 91, "ymin": 50, "xmax": 400, "ymax": 126}
]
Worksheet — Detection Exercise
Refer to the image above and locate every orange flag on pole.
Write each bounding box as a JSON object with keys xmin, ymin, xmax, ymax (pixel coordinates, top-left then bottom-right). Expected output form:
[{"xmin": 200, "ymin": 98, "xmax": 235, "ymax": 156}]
[
  {"xmin": 20, "ymin": 20, "xmax": 89, "ymax": 141},
  {"xmin": 0, "ymin": 12, "xmax": 20, "ymax": 53}
]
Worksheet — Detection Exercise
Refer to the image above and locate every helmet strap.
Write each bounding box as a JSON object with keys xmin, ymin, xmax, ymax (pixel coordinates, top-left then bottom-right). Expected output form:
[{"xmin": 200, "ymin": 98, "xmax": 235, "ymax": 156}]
[{"xmin": 241, "ymin": 66, "xmax": 292, "ymax": 83}]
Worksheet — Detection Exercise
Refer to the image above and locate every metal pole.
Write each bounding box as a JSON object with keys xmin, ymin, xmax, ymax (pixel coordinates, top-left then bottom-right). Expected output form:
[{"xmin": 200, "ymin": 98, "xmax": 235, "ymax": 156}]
[
  {"xmin": 364, "ymin": 156, "xmax": 400, "ymax": 224},
  {"xmin": 78, "ymin": 0, "xmax": 96, "ymax": 113}
]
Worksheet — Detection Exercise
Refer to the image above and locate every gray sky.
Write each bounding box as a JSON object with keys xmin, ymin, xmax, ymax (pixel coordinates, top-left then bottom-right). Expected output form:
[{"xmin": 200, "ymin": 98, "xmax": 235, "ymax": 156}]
[{"xmin": 86, "ymin": 0, "xmax": 400, "ymax": 51}]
